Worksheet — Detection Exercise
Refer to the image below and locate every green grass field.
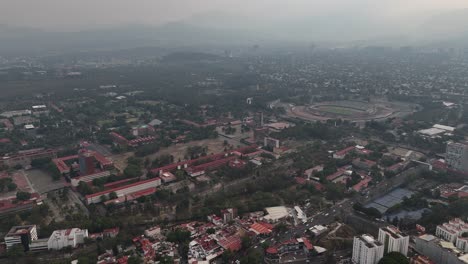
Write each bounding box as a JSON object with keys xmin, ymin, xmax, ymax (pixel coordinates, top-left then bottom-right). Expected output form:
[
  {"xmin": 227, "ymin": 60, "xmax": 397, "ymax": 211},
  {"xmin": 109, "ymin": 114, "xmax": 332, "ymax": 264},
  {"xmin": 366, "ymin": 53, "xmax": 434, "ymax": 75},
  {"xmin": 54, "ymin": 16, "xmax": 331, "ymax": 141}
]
[{"xmin": 316, "ymin": 105, "xmax": 364, "ymax": 116}]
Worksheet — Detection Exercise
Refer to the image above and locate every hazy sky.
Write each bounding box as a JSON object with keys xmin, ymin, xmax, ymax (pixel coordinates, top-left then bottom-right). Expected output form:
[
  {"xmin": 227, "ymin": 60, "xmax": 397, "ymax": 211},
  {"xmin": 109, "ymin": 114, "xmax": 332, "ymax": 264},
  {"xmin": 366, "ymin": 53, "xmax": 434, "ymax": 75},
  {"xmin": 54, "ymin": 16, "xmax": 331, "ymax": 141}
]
[{"xmin": 1, "ymin": 0, "xmax": 468, "ymax": 31}]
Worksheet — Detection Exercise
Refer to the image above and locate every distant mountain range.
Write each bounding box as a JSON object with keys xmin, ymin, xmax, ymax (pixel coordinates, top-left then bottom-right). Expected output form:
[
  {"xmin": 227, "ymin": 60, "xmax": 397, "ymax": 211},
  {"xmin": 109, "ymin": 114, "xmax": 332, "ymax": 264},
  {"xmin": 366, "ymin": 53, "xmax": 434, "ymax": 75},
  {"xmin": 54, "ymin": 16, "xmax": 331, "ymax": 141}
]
[{"xmin": 2, "ymin": 9, "xmax": 468, "ymax": 55}]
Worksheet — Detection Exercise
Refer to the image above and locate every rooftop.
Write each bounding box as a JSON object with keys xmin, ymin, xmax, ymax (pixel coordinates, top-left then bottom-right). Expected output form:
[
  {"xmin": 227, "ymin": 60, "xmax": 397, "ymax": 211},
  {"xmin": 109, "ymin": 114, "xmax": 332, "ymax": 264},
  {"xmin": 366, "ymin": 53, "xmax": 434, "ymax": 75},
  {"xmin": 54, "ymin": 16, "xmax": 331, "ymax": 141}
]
[{"xmin": 6, "ymin": 225, "xmax": 36, "ymax": 236}]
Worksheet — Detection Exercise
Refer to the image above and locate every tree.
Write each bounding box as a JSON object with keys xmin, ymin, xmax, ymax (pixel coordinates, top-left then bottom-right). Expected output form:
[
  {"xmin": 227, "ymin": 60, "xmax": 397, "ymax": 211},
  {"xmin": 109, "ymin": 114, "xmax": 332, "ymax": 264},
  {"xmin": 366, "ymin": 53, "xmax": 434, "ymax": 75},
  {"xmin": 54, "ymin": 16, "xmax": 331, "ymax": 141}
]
[
  {"xmin": 166, "ymin": 229, "xmax": 191, "ymax": 243},
  {"xmin": 7, "ymin": 182, "xmax": 17, "ymax": 191},
  {"xmin": 378, "ymin": 252, "xmax": 409, "ymax": 264},
  {"xmin": 274, "ymin": 222, "xmax": 288, "ymax": 233},
  {"xmin": 46, "ymin": 162, "xmax": 62, "ymax": 181},
  {"xmin": 16, "ymin": 191, "xmax": 31, "ymax": 201},
  {"xmin": 207, "ymin": 228, "xmax": 215, "ymax": 234},
  {"xmin": 109, "ymin": 192, "xmax": 118, "ymax": 200},
  {"xmin": 6, "ymin": 244, "xmax": 25, "ymax": 259},
  {"xmin": 325, "ymin": 183, "xmax": 345, "ymax": 201},
  {"xmin": 240, "ymin": 248, "xmax": 262, "ymax": 264},
  {"xmin": 31, "ymin": 157, "xmax": 52, "ymax": 168},
  {"xmin": 159, "ymin": 256, "xmax": 174, "ymax": 264},
  {"xmin": 77, "ymin": 181, "xmax": 93, "ymax": 195},
  {"xmin": 241, "ymin": 235, "xmax": 252, "ymax": 249},
  {"xmin": 124, "ymin": 164, "xmax": 141, "ymax": 178},
  {"xmin": 127, "ymin": 256, "xmax": 142, "ymax": 264},
  {"xmin": 222, "ymin": 249, "xmax": 235, "ymax": 263}
]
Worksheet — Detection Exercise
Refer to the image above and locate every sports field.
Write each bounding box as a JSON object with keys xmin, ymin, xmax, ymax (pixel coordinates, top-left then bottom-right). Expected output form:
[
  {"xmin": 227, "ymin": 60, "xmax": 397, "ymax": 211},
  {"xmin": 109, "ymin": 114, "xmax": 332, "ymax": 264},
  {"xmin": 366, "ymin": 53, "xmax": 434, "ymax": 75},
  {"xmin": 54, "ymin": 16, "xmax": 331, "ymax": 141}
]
[
  {"xmin": 315, "ymin": 105, "xmax": 364, "ymax": 116},
  {"xmin": 285, "ymin": 99, "xmax": 417, "ymax": 122}
]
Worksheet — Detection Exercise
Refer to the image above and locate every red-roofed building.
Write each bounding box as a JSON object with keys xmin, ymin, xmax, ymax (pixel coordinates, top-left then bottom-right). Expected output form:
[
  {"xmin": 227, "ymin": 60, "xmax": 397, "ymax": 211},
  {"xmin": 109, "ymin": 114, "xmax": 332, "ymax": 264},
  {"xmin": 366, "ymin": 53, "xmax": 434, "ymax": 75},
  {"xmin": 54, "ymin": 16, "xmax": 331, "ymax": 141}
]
[
  {"xmin": 150, "ymin": 146, "xmax": 258, "ymax": 177},
  {"xmin": 311, "ymin": 181, "xmax": 326, "ymax": 192},
  {"xmin": 0, "ymin": 119, "xmax": 13, "ymax": 131},
  {"xmin": 103, "ymin": 178, "xmax": 134, "ymax": 189},
  {"xmin": 103, "ymin": 227, "xmax": 120, "ymax": 238},
  {"xmin": 228, "ymin": 159, "xmax": 247, "ymax": 169},
  {"xmin": 93, "ymin": 151, "xmax": 113, "ymax": 169},
  {"xmin": 326, "ymin": 167, "xmax": 351, "ymax": 184},
  {"xmin": 128, "ymin": 136, "xmax": 157, "ymax": 147},
  {"xmin": 0, "ymin": 193, "xmax": 41, "ymax": 216},
  {"xmin": 53, "ymin": 155, "xmax": 78, "ymax": 175},
  {"xmin": 217, "ymin": 235, "xmax": 242, "ymax": 252},
  {"xmin": 160, "ymin": 171, "xmax": 177, "ymax": 183},
  {"xmin": 386, "ymin": 162, "xmax": 406, "ymax": 173},
  {"xmin": 358, "ymin": 149, "xmax": 373, "ymax": 155},
  {"xmin": 109, "ymin": 132, "xmax": 129, "ymax": 146},
  {"xmin": 250, "ymin": 222, "xmax": 273, "ymax": 235},
  {"xmin": 186, "ymin": 156, "xmax": 237, "ymax": 177},
  {"xmin": 207, "ymin": 214, "xmax": 223, "ymax": 226},
  {"xmin": 352, "ymin": 176, "xmax": 372, "ymax": 192},
  {"xmin": 85, "ymin": 177, "xmax": 161, "ymax": 204},
  {"xmin": 117, "ymin": 256, "xmax": 129, "ymax": 264},
  {"xmin": 432, "ymin": 159, "xmax": 448, "ymax": 172},
  {"xmin": 0, "ymin": 138, "xmax": 11, "ymax": 144},
  {"xmin": 54, "ymin": 149, "xmax": 113, "ymax": 176},
  {"xmin": 133, "ymin": 237, "xmax": 155, "ymax": 262},
  {"xmin": 333, "ymin": 146, "xmax": 355, "ymax": 159},
  {"xmin": 295, "ymin": 177, "xmax": 307, "ymax": 185},
  {"xmin": 1, "ymin": 148, "xmax": 57, "ymax": 167},
  {"xmin": 107, "ymin": 187, "xmax": 157, "ymax": 205}
]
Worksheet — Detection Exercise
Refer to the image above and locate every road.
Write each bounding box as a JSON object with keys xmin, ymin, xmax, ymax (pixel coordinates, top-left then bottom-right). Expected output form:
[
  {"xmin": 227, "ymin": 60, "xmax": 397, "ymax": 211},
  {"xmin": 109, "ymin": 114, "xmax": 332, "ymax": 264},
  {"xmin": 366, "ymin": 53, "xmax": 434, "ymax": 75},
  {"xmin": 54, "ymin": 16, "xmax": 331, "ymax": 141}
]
[{"xmin": 254, "ymin": 163, "xmax": 423, "ymax": 263}]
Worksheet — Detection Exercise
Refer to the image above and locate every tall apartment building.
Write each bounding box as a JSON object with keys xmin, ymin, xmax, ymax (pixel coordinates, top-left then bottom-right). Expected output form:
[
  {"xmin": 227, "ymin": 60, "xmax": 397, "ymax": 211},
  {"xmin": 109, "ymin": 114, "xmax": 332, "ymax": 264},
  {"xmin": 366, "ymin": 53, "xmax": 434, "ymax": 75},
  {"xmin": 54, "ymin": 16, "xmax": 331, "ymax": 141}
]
[
  {"xmin": 78, "ymin": 149, "xmax": 95, "ymax": 175},
  {"xmin": 446, "ymin": 142, "xmax": 468, "ymax": 172},
  {"xmin": 4, "ymin": 225, "xmax": 38, "ymax": 251},
  {"xmin": 352, "ymin": 234, "xmax": 384, "ymax": 264},
  {"xmin": 221, "ymin": 208, "xmax": 237, "ymax": 223},
  {"xmin": 378, "ymin": 226, "xmax": 410, "ymax": 256}
]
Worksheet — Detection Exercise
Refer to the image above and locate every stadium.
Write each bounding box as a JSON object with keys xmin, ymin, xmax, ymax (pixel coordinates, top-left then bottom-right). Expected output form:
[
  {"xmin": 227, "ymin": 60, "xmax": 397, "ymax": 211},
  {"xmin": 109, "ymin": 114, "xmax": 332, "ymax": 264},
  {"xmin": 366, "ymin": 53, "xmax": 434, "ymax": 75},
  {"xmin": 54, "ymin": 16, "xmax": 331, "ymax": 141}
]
[{"xmin": 285, "ymin": 100, "xmax": 416, "ymax": 122}]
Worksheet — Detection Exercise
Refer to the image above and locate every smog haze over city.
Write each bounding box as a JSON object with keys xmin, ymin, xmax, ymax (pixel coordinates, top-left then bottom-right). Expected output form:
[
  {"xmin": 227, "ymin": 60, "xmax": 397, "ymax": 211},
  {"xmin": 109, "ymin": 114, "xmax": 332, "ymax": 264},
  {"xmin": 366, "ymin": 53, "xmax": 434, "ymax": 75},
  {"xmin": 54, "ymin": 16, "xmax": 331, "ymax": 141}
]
[{"xmin": 1, "ymin": 1, "xmax": 468, "ymax": 264}]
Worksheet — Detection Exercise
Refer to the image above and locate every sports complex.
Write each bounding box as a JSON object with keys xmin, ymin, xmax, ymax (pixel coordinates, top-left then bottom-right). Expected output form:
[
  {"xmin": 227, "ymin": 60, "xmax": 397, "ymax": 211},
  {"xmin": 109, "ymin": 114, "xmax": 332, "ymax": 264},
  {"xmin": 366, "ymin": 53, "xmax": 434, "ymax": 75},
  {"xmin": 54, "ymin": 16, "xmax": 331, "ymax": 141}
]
[{"xmin": 285, "ymin": 100, "xmax": 417, "ymax": 122}]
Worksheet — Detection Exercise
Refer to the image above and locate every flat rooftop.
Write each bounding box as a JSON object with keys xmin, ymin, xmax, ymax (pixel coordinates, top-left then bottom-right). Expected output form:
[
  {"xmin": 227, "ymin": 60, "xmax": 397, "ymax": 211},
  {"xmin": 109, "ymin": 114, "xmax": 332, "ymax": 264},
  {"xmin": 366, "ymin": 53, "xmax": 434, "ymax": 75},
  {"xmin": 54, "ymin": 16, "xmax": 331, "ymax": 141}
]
[{"xmin": 6, "ymin": 225, "xmax": 35, "ymax": 236}]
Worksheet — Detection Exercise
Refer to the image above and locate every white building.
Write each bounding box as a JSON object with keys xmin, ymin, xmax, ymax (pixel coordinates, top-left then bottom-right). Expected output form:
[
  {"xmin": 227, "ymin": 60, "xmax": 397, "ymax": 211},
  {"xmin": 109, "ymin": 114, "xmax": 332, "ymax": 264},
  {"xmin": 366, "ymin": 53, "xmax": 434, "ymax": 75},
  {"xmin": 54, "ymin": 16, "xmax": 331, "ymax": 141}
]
[
  {"xmin": 144, "ymin": 226, "xmax": 161, "ymax": 239},
  {"xmin": 436, "ymin": 218, "xmax": 468, "ymax": 252},
  {"xmin": 309, "ymin": 225, "xmax": 328, "ymax": 237},
  {"xmin": 71, "ymin": 171, "xmax": 111, "ymax": 187},
  {"xmin": 352, "ymin": 234, "xmax": 384, "ymax": 264},
  {"xmin": 456, "ymin": 236, "xmax": 468, "ymax": 253},
  {"xmin": 263, "ymin": 206, "xmax": 290, "ymax": 223},
  {"xmin": 221, "ymin": 208, "xmax": 237, "ymax": 223},
  {"xmin": 378, "ymin": 226, "xmax": 409, "ymax": 256},
  {"xmin": 294, "ymin": 206, "xmax": 307, "ymax": 224},
  {"xmin": 31, "ymin": 105, "xmax": 49, "ymax": 116},
  {"xmin": 419, "ymin": 124, "xmax": 456, "ymax": 137},
  {"xmin": 0, "ymin": 110, "xmax": 31, "ymax": 118},
  {"xmin": 4, "ymin": 225, "xmax": 38, "ymax": 251},
  {"xmin": 47, "ymin": 228, "xmax": 88, "ymax": 250}
]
